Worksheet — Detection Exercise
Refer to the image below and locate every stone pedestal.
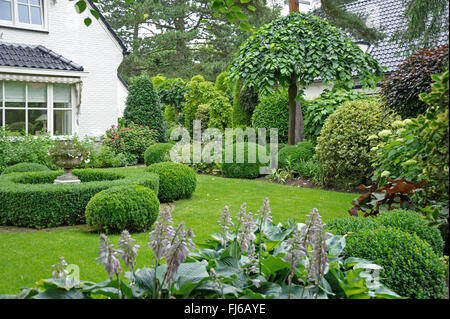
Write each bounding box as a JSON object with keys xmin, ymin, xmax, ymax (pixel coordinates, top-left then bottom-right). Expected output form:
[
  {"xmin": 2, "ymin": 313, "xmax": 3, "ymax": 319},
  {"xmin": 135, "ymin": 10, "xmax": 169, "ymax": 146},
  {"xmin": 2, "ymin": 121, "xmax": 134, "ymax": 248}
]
[{"xmin": 54, "ymin": 168, "xmax": 81, "ymax": 184}]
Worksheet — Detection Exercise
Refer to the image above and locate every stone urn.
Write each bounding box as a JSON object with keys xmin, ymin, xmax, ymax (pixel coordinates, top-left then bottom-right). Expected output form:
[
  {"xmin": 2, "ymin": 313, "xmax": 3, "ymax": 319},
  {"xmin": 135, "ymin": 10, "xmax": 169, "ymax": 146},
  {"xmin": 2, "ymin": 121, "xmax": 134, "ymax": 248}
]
[{"xmin": 49, "ymin": 141, "xmax": 85, "ymax": 184}]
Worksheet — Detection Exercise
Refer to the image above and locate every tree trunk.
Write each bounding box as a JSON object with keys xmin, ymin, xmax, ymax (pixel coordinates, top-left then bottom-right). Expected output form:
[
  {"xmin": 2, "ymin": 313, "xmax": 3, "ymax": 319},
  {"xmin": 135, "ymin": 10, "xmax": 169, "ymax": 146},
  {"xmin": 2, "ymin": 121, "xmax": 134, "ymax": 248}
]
[
  {"xmin": 289, "ymin": 0, "xmax": 299, "ymax": 13},
  {"xmin": 288, "ymin": 74, "xmax": 297, "ymax": 145},
  {"xmin": 288, "ymin": 74, "xmax": 304, "ymax": 145}
]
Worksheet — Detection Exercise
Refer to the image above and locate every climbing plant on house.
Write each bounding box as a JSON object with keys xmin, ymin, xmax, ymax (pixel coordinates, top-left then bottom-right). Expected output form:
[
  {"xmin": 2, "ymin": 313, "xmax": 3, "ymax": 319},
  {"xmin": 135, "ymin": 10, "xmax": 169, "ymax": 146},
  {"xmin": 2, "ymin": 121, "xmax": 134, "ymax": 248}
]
[{"xmin": 227, "ymin": 12, "xmax": 383, "ymax": 145}]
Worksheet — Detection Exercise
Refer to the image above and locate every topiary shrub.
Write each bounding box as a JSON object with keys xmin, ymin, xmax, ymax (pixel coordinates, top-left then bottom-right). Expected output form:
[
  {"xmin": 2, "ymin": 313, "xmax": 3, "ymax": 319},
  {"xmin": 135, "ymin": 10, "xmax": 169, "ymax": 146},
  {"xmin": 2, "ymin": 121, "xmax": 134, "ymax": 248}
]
[
  {"xmin": 156, "ymin": 78, "xmax": 186, "ymax": 124},
  {"xmin": 195, "ymin": 104, "xmax": 210, "ymax": 132},
  {"xmin": 220, "ymin": 142, "xmax": 268, "ymax": 179},
  {"xmin": 314, "ymin": 99, "xmax": 398, "ymax": 188},
  {"xmin": 376, "ymin": 210, "xmax": 444, "ymax": 256},
  {"xmin": 325, "ymin": 216, "xmax": 379, "ymax": 235},
  {"xmin": 251, "ymin": 91, "xmax": 290, "ymax": 144},
  {"xmin": 343, "ymin": 227, "xmax": 446, "ymax": 299},
  {"xmin": 147, "ymin": 162, "xmax": 197, "ymax": 202},
  {"xmin": 380, "ymin": 45, "xmax": 448, "ymax": 119},
  {"xmin": 123, "ymin": 76, "xmax": 166, "ymax": 142},
  {"xmin": 0, "ymin": 169, "xmax": 159, "ymax": 228},
  {"xmin": 85, "ymin": 185, "xmax": 159, "ymax": 234},
  {"xmin": 190, "ymin": 75, "xmax": 205, "ymax": 82},
  {"xmin": 278, "ymin": 141, "xmax": 314, "ymax": 169},
  {"xmin": 144, "ymin": 143, "xmax": 173, "ymax": 166},
  {"xmin": 2, "ymin": 162, "xmax": 49, "ymax": 175}
]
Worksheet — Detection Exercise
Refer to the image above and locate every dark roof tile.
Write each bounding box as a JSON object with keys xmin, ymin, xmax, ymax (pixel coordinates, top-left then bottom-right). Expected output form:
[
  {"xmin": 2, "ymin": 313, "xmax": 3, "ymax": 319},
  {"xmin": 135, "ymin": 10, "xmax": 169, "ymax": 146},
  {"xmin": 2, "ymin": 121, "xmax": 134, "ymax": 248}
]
[{"xmin": 0, "ymin": 42, "xmax": 84, "ymax": 71}]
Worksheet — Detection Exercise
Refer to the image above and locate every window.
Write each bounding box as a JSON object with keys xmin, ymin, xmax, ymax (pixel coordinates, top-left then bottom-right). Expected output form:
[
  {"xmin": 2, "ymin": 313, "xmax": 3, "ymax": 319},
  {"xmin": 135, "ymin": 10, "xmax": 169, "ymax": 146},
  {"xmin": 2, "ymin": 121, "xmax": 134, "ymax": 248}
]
[
  {"xmin": 0, "ymin": 0, "xmax": 46, "ymax": 30},
  {"xmin": 0, "ymin": 0, "xmax": 13, "ymax": 22},
  {"xmin": 1, "ymin": 81, "xmax": 73, "ymax": 136}
]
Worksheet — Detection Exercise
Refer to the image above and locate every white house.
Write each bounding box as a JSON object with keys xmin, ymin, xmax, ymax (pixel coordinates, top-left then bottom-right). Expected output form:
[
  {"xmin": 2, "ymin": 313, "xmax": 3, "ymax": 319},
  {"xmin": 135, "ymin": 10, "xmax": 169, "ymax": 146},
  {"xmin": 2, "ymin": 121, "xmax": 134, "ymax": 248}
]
[{"xmin": 0, "ymin": 0, "xmax": 128, "ymax": 138}]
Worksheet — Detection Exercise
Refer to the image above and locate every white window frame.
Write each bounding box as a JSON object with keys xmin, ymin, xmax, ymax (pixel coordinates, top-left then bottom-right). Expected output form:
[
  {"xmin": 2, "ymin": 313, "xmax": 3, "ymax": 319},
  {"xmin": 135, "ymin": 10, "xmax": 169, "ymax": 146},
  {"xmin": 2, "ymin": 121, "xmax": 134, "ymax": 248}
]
[
  {"xmin": 0, "ymin": 0, "xmax": 48, "ymax": 32},
  {"xmin": 0, "ymin": 81, "xmax": 75, "ymax": 137}
]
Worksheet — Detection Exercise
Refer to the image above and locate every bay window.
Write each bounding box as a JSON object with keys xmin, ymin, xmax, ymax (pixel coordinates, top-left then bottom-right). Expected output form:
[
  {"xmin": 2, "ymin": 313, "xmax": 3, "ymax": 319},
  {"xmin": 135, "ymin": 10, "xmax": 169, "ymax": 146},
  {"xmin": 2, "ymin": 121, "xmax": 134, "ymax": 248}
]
[{"xmin": 0, "ymin": 81, "xmax": 74, "ymax": 136}]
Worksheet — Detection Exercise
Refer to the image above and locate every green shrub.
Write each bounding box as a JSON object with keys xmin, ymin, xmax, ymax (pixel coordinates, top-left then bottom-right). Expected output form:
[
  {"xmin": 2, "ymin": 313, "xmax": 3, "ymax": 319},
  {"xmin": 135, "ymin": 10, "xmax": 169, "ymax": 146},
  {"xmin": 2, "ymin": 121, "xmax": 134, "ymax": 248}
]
[
  {"xmin": 344, "ymin": 227, "xmax": 446, "ymax": 299},
  {"xmin": 303, "ymin": 88, "xmax": 366, "ymax": 143},
  {"xmin": 251, "ymin": 91, "xmax": 290, "ymax": 144},
  {"xmin": 144, "ymin": 143, "xmax": 173, "ymax": 166},
  {"xmin": 293, "ymin": 159, "xmax": 318, "ymax": 179},
  {"xmin": 220, "ymin": 142, "xmax": 268, "ymax": 179},
  {"xmin": 104, "ymin": 123, "xmax": 158, "ymax": 163},
  {"xmin": 85, "ymin": 185, "xmax": 159, "ymax": 234},
  {"xmin": 278, "ymin": 141, "xmax": 314, "ymax": 169},
  {"xmin": 164, "ymin": 105, "xmax": 175, "ymax": 123},
  {"xmin": 315, "ymin": 99, "xmax": 398, "ymax": 188},
  {"xmin": 123, "ymin": 76, "xmax": 166, "ymax": 142},
  {"xmin": 195, "ymin": 104, "xmax": 210, "ymax": 131},
  {"xmin": 0, "ymin": 169, "xmax": 159, "ymax": 228},
  {"xmin": 190, "ymin": 75, "xmax": 205, "ymax": 82},
  {"xmin": 232, "ymin": 80, "xmax": 253, "ymax": 127},
  {"xmin": 83, "ymin": 145, "xmax": 129, "ymax": 168},
  {"xmin": 325, "ymin": 216, "xmax": 379, "ymax": 235},
  {"xmin": 147, "ymin": 162, "xmax": 197, "ymax": 202},
  {"xmin": 377, "ymin": 210, "xmax": 444, "ymax": 255},
  {"xmin": 0, "ymin": 127, "xmax": 55, "ymax": 174},
  {"xmin": 208, "ymin": 94, "xmax": 233, "ymax": 131},
  {"xmin": 184, "ymin": 80, "xmax": 218, "ymax": 133},
  {"xmin": 2, "ymin": 162, "xmax": 49, "ymax": 175}
]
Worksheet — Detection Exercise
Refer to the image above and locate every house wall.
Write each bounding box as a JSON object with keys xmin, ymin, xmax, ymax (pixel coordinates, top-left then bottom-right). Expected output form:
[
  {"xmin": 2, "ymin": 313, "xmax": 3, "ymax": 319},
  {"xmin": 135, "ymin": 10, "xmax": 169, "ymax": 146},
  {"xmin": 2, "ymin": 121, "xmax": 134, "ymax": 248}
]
[
  {"xmin": 0, "ymin": 0, "xmax": 125, "ymax": 138},
  {"xmin": 117, "ymin": 80, "xmax": 128, "ymax": 119}
]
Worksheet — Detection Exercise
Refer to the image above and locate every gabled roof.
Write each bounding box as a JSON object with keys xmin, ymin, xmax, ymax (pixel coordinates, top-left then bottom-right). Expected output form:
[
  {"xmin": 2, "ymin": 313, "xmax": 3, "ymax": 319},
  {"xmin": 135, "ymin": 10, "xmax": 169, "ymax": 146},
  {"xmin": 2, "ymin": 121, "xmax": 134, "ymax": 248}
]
[
  {"xmin": 89, "ymin": 1, "xmax": 129, "ymax": 55},
  {"xmin": 0, "ymin": 42, "xmax": 84, "ymax": 71},
  {"xmin": 345, "ymin": 0, "xmax": 449, "ymax": 73}
]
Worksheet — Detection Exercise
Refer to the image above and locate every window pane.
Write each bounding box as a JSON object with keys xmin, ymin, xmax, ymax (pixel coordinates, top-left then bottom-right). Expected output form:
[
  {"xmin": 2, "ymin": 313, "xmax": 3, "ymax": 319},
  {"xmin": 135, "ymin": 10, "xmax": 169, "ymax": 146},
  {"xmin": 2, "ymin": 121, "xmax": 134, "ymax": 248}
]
[
  {"xmin": 53, "ymin": 84, "xmax": 71, "ymax": 108},
  {"xmin": 30, "ymin": 6, "xmax": 42, "ymax": 25},
  {"xmin": 54, "ymin": 110, "xmax": 72, "ymax": 135},
  {"xmin": 18, "ymin": 0, "xmax": 28, "ymax": 3},
  {"xmin": 0, "ymin": 110, "xmax": 3, "ymax": 127},
  {"xmin": 18, "ymin": 4, "xmax": 30, "ymax": 23},
  {"xmin": 0, "ymin": 1, "xmax": 12, "ymax": 21},
  {"xmin": 28, "ymin": 109, "xmax": 47, "ymax": 135},
  {"xmin": 30, "ymin": 0, "xmax": 40, "ymax": 5},
  {"xmin": 28, "ymin": 83, "xmax": 47, "ymax": 107},
  {"xmin": 5, "ymin": 82, "xmax": 25, "ymax": 107},
  {"xmin": 5, "ymin": 109, "xmax": 26, "ymax": 133}
]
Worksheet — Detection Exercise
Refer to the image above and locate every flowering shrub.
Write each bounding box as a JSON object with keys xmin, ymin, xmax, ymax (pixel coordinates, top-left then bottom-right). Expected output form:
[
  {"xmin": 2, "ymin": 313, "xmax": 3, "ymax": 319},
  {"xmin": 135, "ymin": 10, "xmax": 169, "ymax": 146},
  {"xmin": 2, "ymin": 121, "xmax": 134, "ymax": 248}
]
[
  {"xmin": 4, "ymin": 199, "xmax": 401, "ymax": 299},
  {"xmin": 104, "ymin": 122, "xmax": 158, "ymax": 163}
]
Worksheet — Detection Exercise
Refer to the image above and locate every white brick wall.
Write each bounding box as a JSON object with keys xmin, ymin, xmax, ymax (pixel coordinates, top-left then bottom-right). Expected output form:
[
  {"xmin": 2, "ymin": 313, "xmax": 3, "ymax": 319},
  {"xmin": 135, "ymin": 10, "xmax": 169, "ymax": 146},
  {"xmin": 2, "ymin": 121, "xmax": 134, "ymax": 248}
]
[{"xmin": 0, "ymin": 0, "xmax": 126, "ymax": 138}]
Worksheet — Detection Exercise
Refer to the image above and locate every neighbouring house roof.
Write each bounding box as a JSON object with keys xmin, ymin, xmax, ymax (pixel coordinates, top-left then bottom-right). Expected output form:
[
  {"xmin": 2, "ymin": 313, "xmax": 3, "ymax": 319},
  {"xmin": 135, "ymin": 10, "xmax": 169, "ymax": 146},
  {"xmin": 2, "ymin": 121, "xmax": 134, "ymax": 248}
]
[
  {"xmin": 0, "ymin": 42, "xmax": 84, "ymax": 71},
  {"xmin": 89, "ymin": 0, "xmax": 129, "ymax": 55},
  {"xmin": 345, "ymin": 0, "xmax": 449, "ymax": 73},
  {"xmin": 117, "ymin": 74, "xmax": 128, "ymax": 89}
]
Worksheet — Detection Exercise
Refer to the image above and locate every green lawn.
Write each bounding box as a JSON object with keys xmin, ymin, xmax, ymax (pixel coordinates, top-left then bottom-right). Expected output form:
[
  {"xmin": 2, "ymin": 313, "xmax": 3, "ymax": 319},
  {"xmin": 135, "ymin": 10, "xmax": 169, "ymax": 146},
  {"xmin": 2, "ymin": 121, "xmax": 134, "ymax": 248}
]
[{"xmin": 0, "ymin": 169, "xmax": 358, "ymax": 295}]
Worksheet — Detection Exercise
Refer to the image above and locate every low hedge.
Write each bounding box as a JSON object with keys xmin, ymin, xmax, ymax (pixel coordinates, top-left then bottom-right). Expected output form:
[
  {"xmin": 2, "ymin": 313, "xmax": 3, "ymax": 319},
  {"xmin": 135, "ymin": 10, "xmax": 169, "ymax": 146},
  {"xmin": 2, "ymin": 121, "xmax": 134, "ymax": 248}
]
[
  {"xmin": 147, "ymin": 162, "xmax": 196, "ymax": 202},
  {"xmin": 86, "ymin": 185, "xmax": 159, "ymax": 234},
  {"xmin": 0, "ymin": 169, "xmax": 159, "ymax": 228},
  {"xmin": 325, "ymin": 216, "xmax": 379, "ymax": 235},
  {"xmin": 344, "ymin": 227, "xmax": 447, "ymax": 299},
  {"xmin": 144, "ymin": 143, "xmax": 173, "ymax": 166},
  {"xmin": 1, "ymin": 162, "xmax": 49, "ymax": 175}
]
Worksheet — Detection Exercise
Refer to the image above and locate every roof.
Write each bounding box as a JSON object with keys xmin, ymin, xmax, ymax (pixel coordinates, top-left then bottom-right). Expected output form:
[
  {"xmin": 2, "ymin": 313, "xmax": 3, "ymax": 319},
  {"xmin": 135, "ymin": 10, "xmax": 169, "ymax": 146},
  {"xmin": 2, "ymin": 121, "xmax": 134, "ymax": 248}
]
[
  {"xmin": 117, "ymin": 74, "xmax": 128, "ymax": 89},
  {"xmin": 89, "ymin": 1, "xmax": 128, "ymax": 55},
  {"xmin": 345, "ymin": 0, "xmax": 449, "ymax": 73},
  {"xmin": 0, "ymin": 42, "xmax": 84, "ymax": 71}
]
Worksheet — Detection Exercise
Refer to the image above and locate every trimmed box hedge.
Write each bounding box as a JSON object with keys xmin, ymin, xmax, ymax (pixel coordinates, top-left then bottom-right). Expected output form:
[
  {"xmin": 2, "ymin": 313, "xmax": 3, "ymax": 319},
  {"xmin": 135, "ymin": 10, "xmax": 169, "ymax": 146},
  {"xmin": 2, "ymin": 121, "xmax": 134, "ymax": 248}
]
[
  {"xmin": 1, "ymin": 162, "xmax": 50, "ymax": 175},
  {"xmin": 0, "ymin": 169, "xmax": 159, "ymax": 229}
]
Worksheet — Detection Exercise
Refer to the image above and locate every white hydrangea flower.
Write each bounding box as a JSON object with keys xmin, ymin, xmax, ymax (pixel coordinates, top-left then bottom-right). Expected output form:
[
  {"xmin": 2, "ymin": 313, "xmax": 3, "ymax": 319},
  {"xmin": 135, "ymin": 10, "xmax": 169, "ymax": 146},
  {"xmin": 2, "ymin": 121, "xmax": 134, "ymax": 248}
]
[
  {"xmin": 381, "ymin": 171, "xmax": 390, "ymax": 178},
  {"xmin": 378, "ymin": 129, "xmax": 392, "ymax": 138}
]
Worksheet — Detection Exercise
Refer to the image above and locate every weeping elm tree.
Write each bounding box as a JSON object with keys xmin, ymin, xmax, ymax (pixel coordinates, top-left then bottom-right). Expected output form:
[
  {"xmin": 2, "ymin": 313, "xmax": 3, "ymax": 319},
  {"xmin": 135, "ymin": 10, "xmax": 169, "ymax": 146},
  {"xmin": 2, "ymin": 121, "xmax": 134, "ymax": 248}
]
[{"xmin": 227, "ymin": 12, "xmax": 384, "ymax": 145}]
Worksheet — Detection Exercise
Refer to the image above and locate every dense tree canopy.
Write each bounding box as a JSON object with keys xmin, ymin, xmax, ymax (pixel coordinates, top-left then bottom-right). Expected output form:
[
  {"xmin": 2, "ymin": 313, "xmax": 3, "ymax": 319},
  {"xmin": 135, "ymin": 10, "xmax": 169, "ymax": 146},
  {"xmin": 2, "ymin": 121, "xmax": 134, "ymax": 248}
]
[{"xmin": 228, "ymin": 12, "xmax": 383, "ymax": 144}]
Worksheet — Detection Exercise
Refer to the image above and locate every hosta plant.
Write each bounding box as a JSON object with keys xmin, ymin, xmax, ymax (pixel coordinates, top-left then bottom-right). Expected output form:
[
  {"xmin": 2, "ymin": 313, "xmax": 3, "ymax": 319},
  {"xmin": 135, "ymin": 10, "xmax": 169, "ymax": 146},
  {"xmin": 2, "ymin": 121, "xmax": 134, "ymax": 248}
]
[{"xmin": 3, "ymin": 200, "xmax": 401, "ymax": 299}]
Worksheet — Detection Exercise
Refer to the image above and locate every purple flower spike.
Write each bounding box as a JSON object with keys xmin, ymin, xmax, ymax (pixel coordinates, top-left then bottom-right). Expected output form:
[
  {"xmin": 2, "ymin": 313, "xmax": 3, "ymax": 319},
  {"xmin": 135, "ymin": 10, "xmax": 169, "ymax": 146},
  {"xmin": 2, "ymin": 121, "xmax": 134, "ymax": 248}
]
[{"xmin": 96, "ymin": 234, "xmax": 122, "ymax": 280}]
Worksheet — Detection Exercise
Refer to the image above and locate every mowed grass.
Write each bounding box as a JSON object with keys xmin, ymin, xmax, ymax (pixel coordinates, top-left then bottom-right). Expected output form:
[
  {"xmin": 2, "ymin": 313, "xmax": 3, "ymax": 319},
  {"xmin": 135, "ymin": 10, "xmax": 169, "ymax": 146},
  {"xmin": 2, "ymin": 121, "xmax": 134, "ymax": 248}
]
[{"xmin": 0, "ymin": 169, "xmax": 358, "ymax": 295}]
